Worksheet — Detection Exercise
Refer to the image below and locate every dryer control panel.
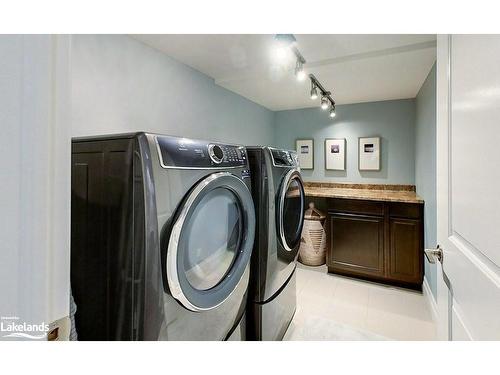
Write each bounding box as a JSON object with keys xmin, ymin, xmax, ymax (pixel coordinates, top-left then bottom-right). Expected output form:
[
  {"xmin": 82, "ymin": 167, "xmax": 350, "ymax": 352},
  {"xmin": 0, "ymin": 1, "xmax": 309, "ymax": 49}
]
[
  {"xmin": 156, "ymin": 136, "xmax": 248, "ymax": 169},
  {"xmin": 270, "ymin": 148, "xmax": 298, "ymax": 167}
]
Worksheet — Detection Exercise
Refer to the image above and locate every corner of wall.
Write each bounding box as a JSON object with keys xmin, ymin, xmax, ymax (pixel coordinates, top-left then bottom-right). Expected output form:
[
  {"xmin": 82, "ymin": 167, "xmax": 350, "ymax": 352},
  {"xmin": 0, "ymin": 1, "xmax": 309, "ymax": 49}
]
[
  {"xmin": 271, "ymin": 110, "xmax": 279, "ymax": 147},
  {"xmin": 415, "ymin": 61, "xmax": 438, "ymax": 300}
]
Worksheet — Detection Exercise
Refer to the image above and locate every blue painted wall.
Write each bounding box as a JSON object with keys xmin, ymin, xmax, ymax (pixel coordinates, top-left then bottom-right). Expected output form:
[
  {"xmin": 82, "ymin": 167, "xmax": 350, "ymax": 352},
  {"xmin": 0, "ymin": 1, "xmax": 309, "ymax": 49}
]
[
  {"xmin": 274, "ymin": 99, "xmax": 416, "ymax": 184},
  {"xmin": 71, "ymin": 35, "xmax": 437, "ymax": 298},
  {"xmin": 71, "ymin": 35, "xmax": 275, "ymax": 145},
  {"xmin": 415, "ymin": 63, "xmax": 437, "ymax": 299}
]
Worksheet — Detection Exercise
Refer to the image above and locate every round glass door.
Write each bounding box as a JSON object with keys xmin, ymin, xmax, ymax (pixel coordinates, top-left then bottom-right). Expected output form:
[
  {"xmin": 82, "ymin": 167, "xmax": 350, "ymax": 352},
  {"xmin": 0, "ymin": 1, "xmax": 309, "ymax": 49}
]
[
  {"xmin": 182, "ymin": 188, "xmax": 242, "ymax": 290},
  {"xmin": 166, "ymin": 172, "xmax": 255, "ymax": 312},
  {"xmin": 279, "ymin": 171, "xmax": 305, "ymax": 251}
]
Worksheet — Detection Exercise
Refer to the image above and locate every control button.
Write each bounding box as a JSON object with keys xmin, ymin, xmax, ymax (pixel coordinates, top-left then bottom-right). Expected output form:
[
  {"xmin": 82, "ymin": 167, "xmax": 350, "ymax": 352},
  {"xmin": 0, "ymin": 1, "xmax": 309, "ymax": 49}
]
[{"xmin": 208, "ymin": 144, "xmax": 224, "ymax": 164}]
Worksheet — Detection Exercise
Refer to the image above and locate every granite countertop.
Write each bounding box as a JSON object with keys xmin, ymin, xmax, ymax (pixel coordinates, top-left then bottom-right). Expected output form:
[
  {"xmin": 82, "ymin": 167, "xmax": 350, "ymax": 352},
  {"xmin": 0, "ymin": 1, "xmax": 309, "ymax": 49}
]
[{"xmin": 303, "ymin": 182, "xmax": 424, "ymax": 204}]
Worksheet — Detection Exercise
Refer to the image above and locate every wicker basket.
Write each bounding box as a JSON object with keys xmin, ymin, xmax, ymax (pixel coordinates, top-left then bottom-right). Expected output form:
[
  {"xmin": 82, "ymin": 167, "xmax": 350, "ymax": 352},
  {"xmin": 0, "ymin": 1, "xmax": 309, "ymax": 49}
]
[{"xmin": 299, "ymin": 202, "xmax": 327, "ymax": 266}]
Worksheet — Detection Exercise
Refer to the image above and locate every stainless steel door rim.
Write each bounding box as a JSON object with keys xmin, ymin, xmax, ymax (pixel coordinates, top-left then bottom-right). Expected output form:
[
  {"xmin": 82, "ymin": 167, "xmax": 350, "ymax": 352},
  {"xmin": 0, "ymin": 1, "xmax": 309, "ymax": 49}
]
[
  {"xmin": 278, "ymin": 168, "xmax": 305, "ymax": 252},
  {"xmin": 166, "ymin": 172, "xmax": 255, "ymax": 312}
]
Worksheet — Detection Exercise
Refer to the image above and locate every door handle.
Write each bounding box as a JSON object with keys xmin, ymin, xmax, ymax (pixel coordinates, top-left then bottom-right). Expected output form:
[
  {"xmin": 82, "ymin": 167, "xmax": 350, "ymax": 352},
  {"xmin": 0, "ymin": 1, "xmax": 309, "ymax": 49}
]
[{"xmin": 425, "ymin": 245, "xmax": 443, "ymax": 264}]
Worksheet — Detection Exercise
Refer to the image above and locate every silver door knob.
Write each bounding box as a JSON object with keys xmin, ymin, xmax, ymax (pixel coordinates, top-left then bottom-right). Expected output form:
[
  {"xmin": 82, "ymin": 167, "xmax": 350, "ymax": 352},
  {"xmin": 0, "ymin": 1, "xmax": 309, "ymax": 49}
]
[{"xmin": 424, "ymin": 245, "xmax": 443, "ymax": 264}]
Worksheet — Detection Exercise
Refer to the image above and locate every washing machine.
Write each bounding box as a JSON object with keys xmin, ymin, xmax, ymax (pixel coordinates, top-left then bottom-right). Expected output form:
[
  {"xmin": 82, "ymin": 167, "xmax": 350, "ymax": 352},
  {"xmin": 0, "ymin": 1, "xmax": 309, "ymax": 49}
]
[
  {"xmin": 71, "ymin": 132, "xmax": 255, "ymax": 340},
  {"xmin": 246, "ymin": 146, "xmax": 305, "ymax": 340}
]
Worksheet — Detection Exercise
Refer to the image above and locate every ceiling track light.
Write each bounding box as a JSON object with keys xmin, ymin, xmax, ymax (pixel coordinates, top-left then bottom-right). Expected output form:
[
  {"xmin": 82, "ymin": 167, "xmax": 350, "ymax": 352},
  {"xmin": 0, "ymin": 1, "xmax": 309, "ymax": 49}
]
[
  {"xmin": 273, "ymin": 35, "xmax": 307, "ymax": 81},
  {"xmin": 329, "ymin": 104, "xmax": 336, "ymax": 118},
  {"xmin": 310, "ymin": 74, "xmax": 336, "ymax": 118},
  {"xmin": 293, "ymin": 47, "xmax": 306, "ymax": 81},
  {"xmin": 295, "ymin": 59, "xmax": 306, "ymax": 81},
  {"xmin": 310, "ymin": 82, "xmax": 318, "ymax": 100},
  {"xmin": 321, "ymin": 96, "xmax": 329, "ymax": 110},
  {"xmin": 272, "ymin": 35, "xmax": 337, "ymax": 117}
]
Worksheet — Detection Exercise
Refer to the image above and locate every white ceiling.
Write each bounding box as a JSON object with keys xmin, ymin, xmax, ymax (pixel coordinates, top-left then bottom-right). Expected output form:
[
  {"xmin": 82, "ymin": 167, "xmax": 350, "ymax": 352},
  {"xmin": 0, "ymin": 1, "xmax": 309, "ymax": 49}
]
[{"xmin": 132, "ymin": 34, "xmax": 436, "ymax": 111}]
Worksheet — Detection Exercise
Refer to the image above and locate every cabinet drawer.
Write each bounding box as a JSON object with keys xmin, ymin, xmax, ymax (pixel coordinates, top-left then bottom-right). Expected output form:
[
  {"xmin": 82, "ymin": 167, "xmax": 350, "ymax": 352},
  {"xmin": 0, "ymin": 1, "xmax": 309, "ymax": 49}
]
[
  {"xmin": 388, "ymin": 202, "xmax": 423, "ymax": 219},
  {"xmin": 328, "ymin": 198, "xmax": 384, "ymax": 216}
]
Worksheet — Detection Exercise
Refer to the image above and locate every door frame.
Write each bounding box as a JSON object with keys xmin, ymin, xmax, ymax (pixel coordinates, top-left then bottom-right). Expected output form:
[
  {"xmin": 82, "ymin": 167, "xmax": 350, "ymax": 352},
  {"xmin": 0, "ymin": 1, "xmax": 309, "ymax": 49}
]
[{"xmin": 436, "ymin": 34, "xmax": 451, "ymax": 340}]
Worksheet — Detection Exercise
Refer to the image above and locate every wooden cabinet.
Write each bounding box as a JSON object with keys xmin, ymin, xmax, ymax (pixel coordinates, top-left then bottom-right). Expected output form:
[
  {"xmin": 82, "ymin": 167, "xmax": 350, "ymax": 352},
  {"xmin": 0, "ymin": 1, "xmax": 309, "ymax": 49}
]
[
  {"xmin": 388, "ymin": 218, "xmax": 422, "ymax": 284},
  {"xmin": 327, "ymin": 199, "xmax": 423, "ymax": 289},
  {"xmin": 330, "ymin": 213, "xmax": 384, "ymax": 278}
]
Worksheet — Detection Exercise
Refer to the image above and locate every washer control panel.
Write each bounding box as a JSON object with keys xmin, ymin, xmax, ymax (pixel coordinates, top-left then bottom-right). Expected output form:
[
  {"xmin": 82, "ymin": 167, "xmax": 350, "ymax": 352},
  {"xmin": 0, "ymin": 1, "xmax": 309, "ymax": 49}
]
[
  {"xmin": 156, "ymin": 136, "xmax": 248, "ymax": 168},
  {"xmin": 218, "ymin": 144, "xmax": 247, "ymax": 165}
]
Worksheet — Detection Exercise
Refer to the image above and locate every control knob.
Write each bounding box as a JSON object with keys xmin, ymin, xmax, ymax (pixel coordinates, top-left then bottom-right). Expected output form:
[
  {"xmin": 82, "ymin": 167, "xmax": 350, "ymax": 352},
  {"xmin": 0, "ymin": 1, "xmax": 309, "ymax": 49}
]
[{"xmin": 208, "ymin": 144, "xmax": 224, "ymax": 164}]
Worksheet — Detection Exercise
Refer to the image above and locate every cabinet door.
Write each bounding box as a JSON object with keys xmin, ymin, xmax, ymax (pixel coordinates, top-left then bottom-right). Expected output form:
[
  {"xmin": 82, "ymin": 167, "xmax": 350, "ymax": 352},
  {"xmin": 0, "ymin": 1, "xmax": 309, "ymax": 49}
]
[
  {"xmin": 388, "ymin": 218, "xmax": 423, "ymax": 284},
  {"xmin": 329, "ymin": 213, "xmax": 385, "ymax": 278}
]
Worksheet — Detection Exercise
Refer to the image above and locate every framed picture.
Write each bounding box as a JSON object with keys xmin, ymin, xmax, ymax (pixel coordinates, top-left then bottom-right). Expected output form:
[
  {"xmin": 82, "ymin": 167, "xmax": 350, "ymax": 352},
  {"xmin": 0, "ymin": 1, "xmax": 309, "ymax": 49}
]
[
  {"xmin": 324, "ymin": 138, "xmax": 346, "ymax": 170},
  {"xmin": 295, "ymin": 139, "xmax": 314, "ymax": 170},
  {"xmin": 359, "ymin": 137, "xmax": 380, "ymax": 171}
]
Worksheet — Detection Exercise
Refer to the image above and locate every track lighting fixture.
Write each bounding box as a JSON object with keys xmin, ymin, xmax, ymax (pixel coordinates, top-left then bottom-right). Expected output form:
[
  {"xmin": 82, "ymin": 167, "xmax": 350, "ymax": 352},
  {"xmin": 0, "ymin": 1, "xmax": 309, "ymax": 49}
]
[
  {"xmin": 310, "ymin": 82, "xmax": 318, "ymax": 100},
  {"xmin": 273, "ymin": 35, "xmax": 337, "ymax": 118},
  {"xmin": 310, "ymin": 74, "xmax": 336, "ymax": 118}
]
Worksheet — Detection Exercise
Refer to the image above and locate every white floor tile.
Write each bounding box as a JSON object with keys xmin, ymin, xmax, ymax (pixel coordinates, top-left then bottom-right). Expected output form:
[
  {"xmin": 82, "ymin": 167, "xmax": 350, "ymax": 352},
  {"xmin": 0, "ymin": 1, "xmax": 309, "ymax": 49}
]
[
  {"xmin": 365, "ymin": 308, "xmax": 436, "ymax": 340},
  {"xmin": 328, "ymin": 301, "xmax": 368, "ymax": 330},
  {"xmin": 334, "ymin": 276, "xmax": 371, "ymax": 306},
  {"xmin": 285, "ymin": 262, "xmax": 437, "ymax": 341}
]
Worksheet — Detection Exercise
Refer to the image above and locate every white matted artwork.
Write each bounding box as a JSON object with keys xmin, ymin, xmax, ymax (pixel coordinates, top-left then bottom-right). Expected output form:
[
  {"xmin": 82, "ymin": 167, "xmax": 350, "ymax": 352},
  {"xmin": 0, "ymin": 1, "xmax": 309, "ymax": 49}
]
[
  {"xmin": 296, "ymin": 139, "xmax": 314, "ymax": 170},
  {"xmin": 358, "ymin": 137, "xmax": 380, "ymax": 171},
  {"xmin": 325, "ymin": 138, "xmax": 346, "ymax": 170}
]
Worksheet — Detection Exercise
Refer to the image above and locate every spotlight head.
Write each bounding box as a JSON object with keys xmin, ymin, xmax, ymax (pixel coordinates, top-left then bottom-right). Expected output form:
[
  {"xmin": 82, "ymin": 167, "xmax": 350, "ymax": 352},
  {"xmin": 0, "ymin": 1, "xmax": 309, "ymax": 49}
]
[
  {"xmin": 310, "ymin": 81, "xmax": 318, "ymax": 99},
  {"xmin": 310, "ymin": 87, "xmax": 318, "ymax": 100},
  {"xmin": 273, "ymin": 34, "xmax": 296, "ymax": 64},
  {"xmin": 321, "ymin": 96, "xmax": 329, "ymax": 110},
  {"xmin": 295, "ymin": 60, "xmax": 306, "ymax": 81},
  {"xmin": 329, "ymin": 107, "xmax": 336, "ymax": 118}
]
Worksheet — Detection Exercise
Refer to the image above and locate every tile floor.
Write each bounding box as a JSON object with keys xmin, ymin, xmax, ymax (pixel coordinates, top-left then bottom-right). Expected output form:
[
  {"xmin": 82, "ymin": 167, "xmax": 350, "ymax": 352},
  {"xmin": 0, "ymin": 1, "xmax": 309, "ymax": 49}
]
[{"xmin": 284, "ymin": 263, "xmax": 436, "ymax": 340}]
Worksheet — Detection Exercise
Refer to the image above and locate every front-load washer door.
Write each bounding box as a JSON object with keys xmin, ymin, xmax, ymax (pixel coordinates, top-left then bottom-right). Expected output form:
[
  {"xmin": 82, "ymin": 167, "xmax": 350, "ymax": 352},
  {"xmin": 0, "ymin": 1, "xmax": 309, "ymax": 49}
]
[
  {"xmin": 277, "ymin": 169, "xmax": 305, "ymax": 254},
  {"xmin": 166, "ymin": 172, "xmax": 255, "ymax": 312}
]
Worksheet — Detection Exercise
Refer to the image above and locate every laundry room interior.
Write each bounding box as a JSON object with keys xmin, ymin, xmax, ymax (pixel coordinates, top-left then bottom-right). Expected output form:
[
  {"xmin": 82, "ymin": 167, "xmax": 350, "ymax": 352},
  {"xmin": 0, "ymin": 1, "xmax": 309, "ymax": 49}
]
[
  {"xmin": 2, "ymin": 31, "xmax": 499, "ymax": 346},
  {"xmin": 70, "ymin": 34, "xmax": 437, "ymax": 341}
]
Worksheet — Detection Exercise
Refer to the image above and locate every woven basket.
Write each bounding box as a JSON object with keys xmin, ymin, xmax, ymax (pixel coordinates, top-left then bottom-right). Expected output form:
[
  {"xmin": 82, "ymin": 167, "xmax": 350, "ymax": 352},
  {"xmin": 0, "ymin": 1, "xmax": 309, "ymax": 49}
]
[{"xmin": 299, "ymin": 202, "xmax": 327, "ymax": 266}]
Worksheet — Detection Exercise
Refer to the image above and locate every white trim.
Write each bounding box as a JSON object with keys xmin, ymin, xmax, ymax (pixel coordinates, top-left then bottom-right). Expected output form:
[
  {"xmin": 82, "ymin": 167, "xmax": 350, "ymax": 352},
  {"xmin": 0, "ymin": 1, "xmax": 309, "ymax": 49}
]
[
  {"xmin": 423, "ymin": 276, "xmax": 438, "ymax": 324},
  {"xmin": 435, "ymin": 34, "xmax": 451, "ymax": 340},
  {"xmin": 48, "ymin": 34, "xmax": 72, "ymax": 324},
  {"xmin": 0, "ymin": 35, "xmax": 72, "ymax": 328}
]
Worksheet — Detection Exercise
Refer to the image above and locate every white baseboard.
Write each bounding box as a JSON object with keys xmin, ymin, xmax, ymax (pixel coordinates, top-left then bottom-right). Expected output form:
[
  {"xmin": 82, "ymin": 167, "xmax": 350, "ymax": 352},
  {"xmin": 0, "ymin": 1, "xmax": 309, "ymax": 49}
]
[{"xmin": 423, "ymin": 277, "xmax": 438, "ymax": 323}]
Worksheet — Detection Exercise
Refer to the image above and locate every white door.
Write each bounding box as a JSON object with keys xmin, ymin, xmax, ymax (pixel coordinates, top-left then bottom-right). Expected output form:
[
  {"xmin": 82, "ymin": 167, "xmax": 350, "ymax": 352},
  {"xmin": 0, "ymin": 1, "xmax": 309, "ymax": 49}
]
[{"xmin": 436, "ymin": 35, "xmax": 500, "ymax": 340}]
